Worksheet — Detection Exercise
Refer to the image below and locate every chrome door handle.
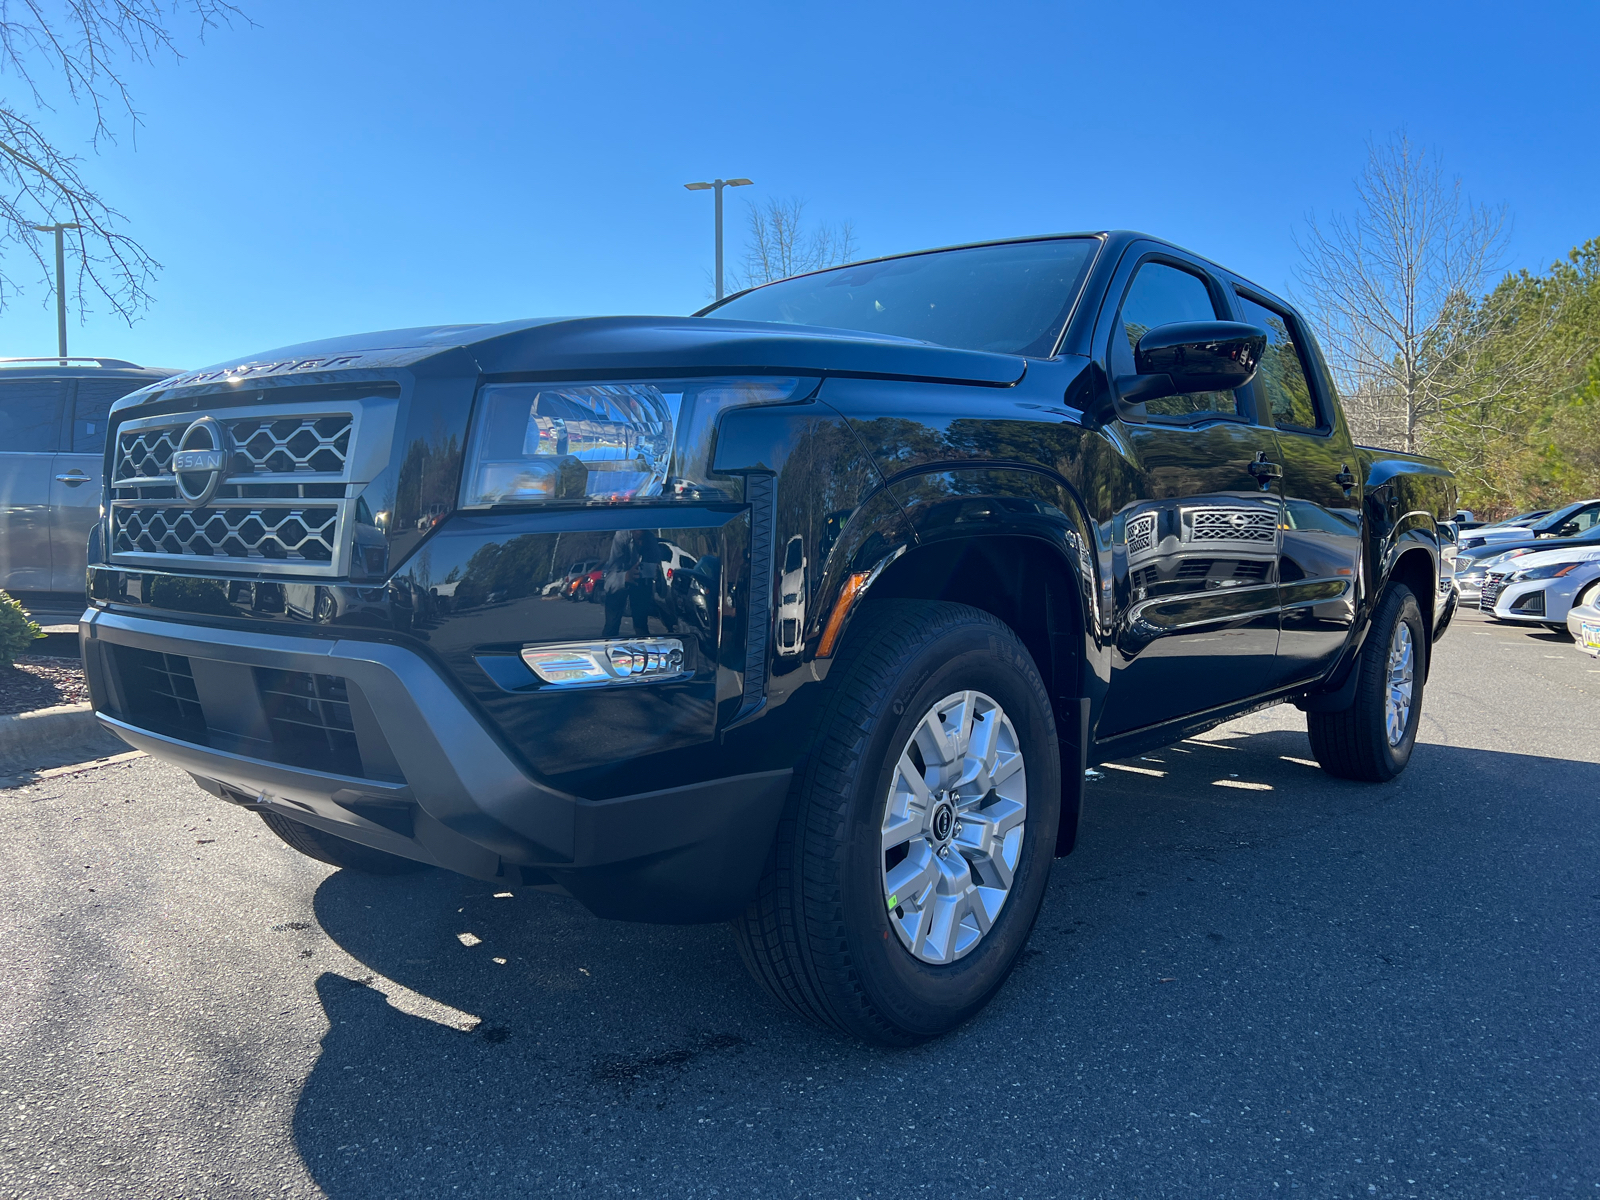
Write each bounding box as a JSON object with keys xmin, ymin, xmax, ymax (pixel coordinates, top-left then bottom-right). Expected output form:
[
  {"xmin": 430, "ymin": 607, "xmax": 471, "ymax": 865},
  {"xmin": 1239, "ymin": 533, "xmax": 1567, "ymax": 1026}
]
[
  {"xmin": 1247, "ymin": 452, "xmax": 1282, "ymax": 490},
  {"xmin": 55, "ymin": 471, "xmax": 91, "ymax": 485}
]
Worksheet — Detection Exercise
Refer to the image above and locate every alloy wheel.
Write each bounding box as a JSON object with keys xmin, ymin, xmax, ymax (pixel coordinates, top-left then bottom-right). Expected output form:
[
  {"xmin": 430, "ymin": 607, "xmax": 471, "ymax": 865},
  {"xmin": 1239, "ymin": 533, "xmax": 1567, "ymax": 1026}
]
[
  {"xmin": 880, "ymin": 690, "xmax": 1027, "ymax": 964},
  {"xmin": 1385, "ymin": 620, "xmax": 1415, "ymax": 747}
]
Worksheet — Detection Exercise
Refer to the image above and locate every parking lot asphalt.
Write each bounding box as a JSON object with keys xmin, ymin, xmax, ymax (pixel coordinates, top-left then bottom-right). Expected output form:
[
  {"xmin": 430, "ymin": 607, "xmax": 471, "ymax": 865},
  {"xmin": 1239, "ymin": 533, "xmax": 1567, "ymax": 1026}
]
[{"xmin": 1, "ymin": 608, "xmax": 1596, "ymax": 1199}]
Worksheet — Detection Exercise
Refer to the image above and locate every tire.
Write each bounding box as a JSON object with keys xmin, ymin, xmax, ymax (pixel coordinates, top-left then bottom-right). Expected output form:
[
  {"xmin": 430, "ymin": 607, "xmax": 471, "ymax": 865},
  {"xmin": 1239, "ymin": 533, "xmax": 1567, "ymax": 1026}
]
[
  {"xmin": 1307, "ymin": 582, "xmax": 1426, "ymax": 782},
  {"xmin": 258, "ymin": 810, "xmax": 431, "ymax": 875},
  {"xmin": 730, "ymin": 599, "xmax": 1060, "ymax": 1045}
]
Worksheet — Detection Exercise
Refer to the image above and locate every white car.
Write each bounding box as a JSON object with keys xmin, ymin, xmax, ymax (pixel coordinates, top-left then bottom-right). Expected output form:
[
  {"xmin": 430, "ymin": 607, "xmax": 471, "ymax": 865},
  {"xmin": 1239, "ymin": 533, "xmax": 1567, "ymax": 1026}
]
[
  {"xmin": 1569, "ymin": 594, "xmax": 1600, "ymax": 658},
  {"xmin": 1480, "ymin": 545, "xmax": 1600, "ymax": 631}
]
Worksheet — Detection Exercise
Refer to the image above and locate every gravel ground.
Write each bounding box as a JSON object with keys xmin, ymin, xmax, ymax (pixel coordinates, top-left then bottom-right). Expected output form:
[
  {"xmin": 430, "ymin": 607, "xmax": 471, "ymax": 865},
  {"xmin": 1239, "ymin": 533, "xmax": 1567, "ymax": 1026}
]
[
  {"xmin": 0, "ymin": 655, "xmax": 90, "ymax": 715},
  {"xmin": 0, "ymin": 608, "xmax": 1596, "ymax": 1199}
]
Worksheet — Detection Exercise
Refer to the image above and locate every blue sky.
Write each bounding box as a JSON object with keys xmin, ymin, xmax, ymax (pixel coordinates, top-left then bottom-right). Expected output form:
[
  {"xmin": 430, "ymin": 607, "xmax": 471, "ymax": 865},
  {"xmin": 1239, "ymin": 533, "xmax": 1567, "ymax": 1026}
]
[{"xmin": 4, "ymin": 0, "xmax": 1598, "ymax": 371}]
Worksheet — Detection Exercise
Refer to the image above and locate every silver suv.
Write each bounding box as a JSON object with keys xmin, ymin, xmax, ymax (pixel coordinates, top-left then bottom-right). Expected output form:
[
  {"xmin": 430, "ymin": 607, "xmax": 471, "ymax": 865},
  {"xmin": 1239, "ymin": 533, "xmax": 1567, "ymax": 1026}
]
[{"xmin": 0, "ymin": 357, "xmax": 179, "ymax": 624}]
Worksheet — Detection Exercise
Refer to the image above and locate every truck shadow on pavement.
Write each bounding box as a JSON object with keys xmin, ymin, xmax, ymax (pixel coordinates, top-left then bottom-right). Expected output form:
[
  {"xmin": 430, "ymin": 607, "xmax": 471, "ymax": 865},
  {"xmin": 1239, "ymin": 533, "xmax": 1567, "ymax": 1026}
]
[{"xmin": 291, "ymin": 727, "xmax": 1600, "ymax": 1197}]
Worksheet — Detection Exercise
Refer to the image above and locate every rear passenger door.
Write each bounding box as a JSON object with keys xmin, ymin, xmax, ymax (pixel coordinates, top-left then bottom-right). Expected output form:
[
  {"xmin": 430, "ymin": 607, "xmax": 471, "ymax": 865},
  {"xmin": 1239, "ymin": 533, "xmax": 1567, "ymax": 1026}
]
[
  {"xmin": 1234, "ymin": 290, "xmax": 1363, "ymax": 687},
  {"xmin": 1095, "ymin": 251, "xmax": 1285, "ymax": 736},
  {"xmin": 50, "ymin": 377, "xmax": 140, "ymax": 592},
  {"xmin": 0, "ymin": 378, "xmax": 66, "ymax": 592}
]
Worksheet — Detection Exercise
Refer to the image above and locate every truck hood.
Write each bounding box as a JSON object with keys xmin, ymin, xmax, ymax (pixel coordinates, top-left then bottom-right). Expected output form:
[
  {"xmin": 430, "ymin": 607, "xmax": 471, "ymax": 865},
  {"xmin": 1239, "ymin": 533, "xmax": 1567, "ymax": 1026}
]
[{"xmin": 156, "ymin": 316, "xmax": 1029, "ymax": 391}]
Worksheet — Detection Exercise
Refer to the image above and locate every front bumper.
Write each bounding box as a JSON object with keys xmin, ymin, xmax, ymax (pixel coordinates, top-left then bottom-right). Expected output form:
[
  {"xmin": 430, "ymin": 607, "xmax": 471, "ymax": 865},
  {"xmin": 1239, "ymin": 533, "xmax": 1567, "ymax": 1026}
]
[
  {"xmin": 1490, "ymin": 578, "xmax": 1582, "ymax": 624},
  {"xmin": 82, "ymin": 608, "xmax": 789, "ymax": 923},
  {"xmin": 1568, "ymin": 602, "xmax": 1600, "ymax": 656}
]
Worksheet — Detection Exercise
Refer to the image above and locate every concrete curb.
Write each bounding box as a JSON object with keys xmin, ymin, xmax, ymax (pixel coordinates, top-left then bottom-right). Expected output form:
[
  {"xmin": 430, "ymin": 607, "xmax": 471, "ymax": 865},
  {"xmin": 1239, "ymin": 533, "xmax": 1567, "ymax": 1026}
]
[{"xmin": 0, "ymin": 703, "xmax": 130, "ymax": 776}]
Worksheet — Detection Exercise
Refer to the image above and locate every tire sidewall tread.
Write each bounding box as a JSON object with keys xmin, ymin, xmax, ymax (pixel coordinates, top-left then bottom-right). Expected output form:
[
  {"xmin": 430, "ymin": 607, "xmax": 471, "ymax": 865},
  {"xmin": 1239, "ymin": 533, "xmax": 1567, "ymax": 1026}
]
[
  {"xmin": 1308, "ymin": 583, "xmax": 1426, "ymax": 783},
  {"xmin": 734, "ymin": 598, "xmax": 1060, "ymax": 1044}
]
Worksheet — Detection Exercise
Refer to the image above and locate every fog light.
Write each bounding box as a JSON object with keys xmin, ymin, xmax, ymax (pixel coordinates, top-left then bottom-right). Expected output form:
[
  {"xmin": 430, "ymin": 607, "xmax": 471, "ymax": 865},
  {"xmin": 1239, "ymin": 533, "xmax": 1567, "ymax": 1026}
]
[
  {"xmin": 1511, "ymin": 590, "xmax": 1546, "ymax": 616},
  {"xmin": 521, "ymin": 638, "xmax": 686, "ymax": 686}
]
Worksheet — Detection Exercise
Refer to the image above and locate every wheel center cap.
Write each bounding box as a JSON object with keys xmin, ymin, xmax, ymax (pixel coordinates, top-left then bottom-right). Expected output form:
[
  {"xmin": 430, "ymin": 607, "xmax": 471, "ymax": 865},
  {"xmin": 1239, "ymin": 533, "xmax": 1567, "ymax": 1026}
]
[{"xmin": 930, "ymin": 800, "xmax": 955, "ymax": 843}]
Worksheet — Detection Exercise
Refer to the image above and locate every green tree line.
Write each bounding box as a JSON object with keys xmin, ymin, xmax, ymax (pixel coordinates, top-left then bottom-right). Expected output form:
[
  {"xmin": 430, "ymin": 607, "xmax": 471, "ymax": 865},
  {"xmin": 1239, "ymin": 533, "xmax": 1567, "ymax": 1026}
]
[{"xmin": 1421, "ymin": 237, "xmax": 1600, "ymax": 518}]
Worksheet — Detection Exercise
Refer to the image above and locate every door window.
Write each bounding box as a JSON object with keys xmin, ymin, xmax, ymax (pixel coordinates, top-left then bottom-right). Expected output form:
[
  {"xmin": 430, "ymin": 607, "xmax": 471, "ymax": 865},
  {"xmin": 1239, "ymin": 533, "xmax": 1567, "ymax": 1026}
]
[
  {"xmin": 1562, "ymin": 505, "xmax": 1600, "ymax": 535},
  {"xmin": 72, "ymin": 378, "xmax": 146, "ymax": 453},
  {"xmin": 0, "ymin": 380, "xmax": 66, "ymax": 452},
  {"xmin": 1236, "ymin": 294, "xmax": 1323, "ymax": 430},
  {"xmin": 1112, "ymin": 262, "xmax": 1239, "ymax": 420}
]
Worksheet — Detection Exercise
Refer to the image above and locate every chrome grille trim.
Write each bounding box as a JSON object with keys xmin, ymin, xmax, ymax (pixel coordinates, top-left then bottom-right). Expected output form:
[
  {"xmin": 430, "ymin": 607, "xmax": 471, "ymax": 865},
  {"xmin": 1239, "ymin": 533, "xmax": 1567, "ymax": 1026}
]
[
  {"xmin": 1125, "ymin": 512, "xmax": 1157, "ymax": 560},
  {"xmin": 1185, "ymin": 507, "xmax": 1277, "ymax": 543},
  {"xmin": 1479, "ymin": 572, "xmax": 1507, "ymax": 612},
  {"xmin": 108, "ymin": 397, "xmax": 397, "ymax": 578},
  {"xmin": 115, "ymin": 414, "xmax": 352, "ymax": 488},
  {"xmin": 113, "ymin": 504, "xmax": 341, "ymax": 564}
]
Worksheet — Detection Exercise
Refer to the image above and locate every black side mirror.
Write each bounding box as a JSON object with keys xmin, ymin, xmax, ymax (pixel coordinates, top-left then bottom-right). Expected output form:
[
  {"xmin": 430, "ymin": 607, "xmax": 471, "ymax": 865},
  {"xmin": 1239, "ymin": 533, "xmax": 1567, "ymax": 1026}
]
[{"xmin": 1113, "ymin": 320, "xmax": 1268, "ymax": 419}]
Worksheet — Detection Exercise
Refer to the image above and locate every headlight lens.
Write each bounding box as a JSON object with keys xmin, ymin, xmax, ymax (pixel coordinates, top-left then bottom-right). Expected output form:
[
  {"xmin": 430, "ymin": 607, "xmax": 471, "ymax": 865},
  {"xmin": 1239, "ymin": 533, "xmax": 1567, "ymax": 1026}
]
[
  {"xmin": 461, "ymin": 377, "xmax": 809, "ymax": 507},
  {"xmin": 1510, "ymin": 561, "xmax": 1583, "ymax": 581}
]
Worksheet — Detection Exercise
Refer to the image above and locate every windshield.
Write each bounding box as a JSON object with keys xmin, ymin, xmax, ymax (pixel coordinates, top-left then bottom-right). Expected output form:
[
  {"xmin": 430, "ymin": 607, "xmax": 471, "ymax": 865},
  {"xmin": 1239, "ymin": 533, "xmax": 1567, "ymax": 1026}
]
[
  {"xmin": 704, "ymin": 237, "xmax": 1099, "ymax": 357},
  {"xmin": 1533, "ymin": 501, "xmax": 1598, "ymax": 532}
]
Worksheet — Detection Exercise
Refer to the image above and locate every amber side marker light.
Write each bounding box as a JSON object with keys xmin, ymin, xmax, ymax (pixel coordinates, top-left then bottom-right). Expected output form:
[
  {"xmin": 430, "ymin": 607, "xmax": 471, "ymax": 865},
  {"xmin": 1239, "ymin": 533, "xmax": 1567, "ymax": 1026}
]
[{"xmin": 816, "ymin": 571, "xmax": 871, "ymax": 659}]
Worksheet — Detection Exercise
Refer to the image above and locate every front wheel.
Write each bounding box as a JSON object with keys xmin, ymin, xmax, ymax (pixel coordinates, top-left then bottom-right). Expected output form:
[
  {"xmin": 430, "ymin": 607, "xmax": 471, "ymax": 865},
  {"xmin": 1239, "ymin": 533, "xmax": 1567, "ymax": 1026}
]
[
  {"xmin": 731, "ymin": 599, "xmax": 1060, "ymax": 1045},
  {"xmin": 1307, "ymin": 582, "xmax": 1426, "ymax": 782}
]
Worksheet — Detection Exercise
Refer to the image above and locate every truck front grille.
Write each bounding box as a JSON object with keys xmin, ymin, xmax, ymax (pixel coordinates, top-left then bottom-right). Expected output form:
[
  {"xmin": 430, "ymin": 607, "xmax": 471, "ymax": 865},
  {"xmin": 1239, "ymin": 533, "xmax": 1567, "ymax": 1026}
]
[
  {"xmin": 1184, "ymin": 507, "xmax": 1277, "ymax": 544},
  {"xmin": 1125, "ymin": 512, "xmax": 1157, "ymax": 558},
  {"xmin": 113, "ymin": 505, "xmax": 339, "ymax": 562},
  {"xmin": 115, "ymin": 415, "xmax": 352, "ymax": 487},
  {"xmin": 109, "ymin": 400, "xmax": 370, "ymax": 577}
]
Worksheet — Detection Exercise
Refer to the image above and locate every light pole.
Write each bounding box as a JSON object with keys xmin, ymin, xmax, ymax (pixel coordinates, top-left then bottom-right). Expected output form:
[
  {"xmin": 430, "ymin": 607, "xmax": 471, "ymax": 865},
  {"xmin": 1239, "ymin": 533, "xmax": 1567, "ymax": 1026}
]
[
  {"xmin": 32, "ymin": 221, "xmax": 81, "ymax": 361},
  {"xmin": 683, "ymin": 178, "xmax": 752, "ymax": 300}
]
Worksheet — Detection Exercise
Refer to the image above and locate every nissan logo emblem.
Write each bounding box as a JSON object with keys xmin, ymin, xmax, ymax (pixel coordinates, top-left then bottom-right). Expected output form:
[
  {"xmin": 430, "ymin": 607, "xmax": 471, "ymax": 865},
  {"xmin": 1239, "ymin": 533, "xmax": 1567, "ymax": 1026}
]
[{"xmin": 172, "ymin": 415, "xmax": 227, "ymax": 507}]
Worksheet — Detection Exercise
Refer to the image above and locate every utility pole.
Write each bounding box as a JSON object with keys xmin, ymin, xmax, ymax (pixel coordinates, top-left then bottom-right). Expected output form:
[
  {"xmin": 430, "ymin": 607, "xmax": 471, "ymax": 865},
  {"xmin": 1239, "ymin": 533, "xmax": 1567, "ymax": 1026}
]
[
  {"xmin": 32, "ymin": 222, "xmax": 81, "ymax": 361},
  {"xmin": 683, "ymin": 178, "xmax": 753, "ymax": 300}
]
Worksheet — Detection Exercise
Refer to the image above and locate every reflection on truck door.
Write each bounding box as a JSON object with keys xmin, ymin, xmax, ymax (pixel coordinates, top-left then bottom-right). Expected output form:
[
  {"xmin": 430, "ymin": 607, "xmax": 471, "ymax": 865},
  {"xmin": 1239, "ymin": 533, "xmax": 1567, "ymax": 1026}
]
[
  {"xmin": 1097, "ymin": 254, "xmax": 1285, "ymax": 735},
  {"xmin": 1235, "ymin": 291, "xmax": 1363, "ymax": 688}
]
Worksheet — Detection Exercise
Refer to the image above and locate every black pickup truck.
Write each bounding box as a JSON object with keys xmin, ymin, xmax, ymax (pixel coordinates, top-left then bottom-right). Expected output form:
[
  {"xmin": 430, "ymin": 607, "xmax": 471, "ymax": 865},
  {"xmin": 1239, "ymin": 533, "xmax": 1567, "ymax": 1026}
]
[{"xmin": 81, "ymin": 231, "xmax": 1456, "ymax": 1044}]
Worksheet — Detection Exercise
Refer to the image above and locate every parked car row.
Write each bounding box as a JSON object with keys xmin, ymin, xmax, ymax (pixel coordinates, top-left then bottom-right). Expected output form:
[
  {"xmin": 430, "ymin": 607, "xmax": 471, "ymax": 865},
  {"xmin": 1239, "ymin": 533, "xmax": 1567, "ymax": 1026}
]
[
  {"xmin": 1453, "ymin": 520, "xmax": 1600, "ymax": 603},
  {"xmin": 1457, "ymin": 499, "xmax": 1600, "ymax": 550},
  {"xmin": 1476, "ymin": 545, "xmax": 1600, "ymax": 632},
  {"xmin": 1441, "ymin": 502, "xmax": 1600, "ymax": 647},
  {"xmin": 1443, "ymin": 501, "xmax": 1600, "ymax": 637}
]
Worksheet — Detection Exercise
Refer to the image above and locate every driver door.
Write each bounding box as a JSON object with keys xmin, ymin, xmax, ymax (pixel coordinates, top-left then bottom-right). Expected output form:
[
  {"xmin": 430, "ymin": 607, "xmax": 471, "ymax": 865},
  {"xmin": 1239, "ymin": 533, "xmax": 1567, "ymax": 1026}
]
[{"xmin": 1096, "ymin": 251, "xmax": 1284, "ymax": 736}]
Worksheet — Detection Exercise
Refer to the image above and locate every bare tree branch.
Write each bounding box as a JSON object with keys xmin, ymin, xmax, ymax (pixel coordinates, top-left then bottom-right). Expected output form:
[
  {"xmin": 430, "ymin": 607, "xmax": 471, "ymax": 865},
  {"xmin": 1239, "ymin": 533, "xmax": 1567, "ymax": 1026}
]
[
  {"xmin": 1291, "ymin": 132, "xmax": 1559, "ymax": 454},
  {"xmin": 0, "ymin": 0, "xmax": 244, "ymax": 323},
  {"xmin": 727, "ymin": 196, "xmax": 858, "ymax": 291}
]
